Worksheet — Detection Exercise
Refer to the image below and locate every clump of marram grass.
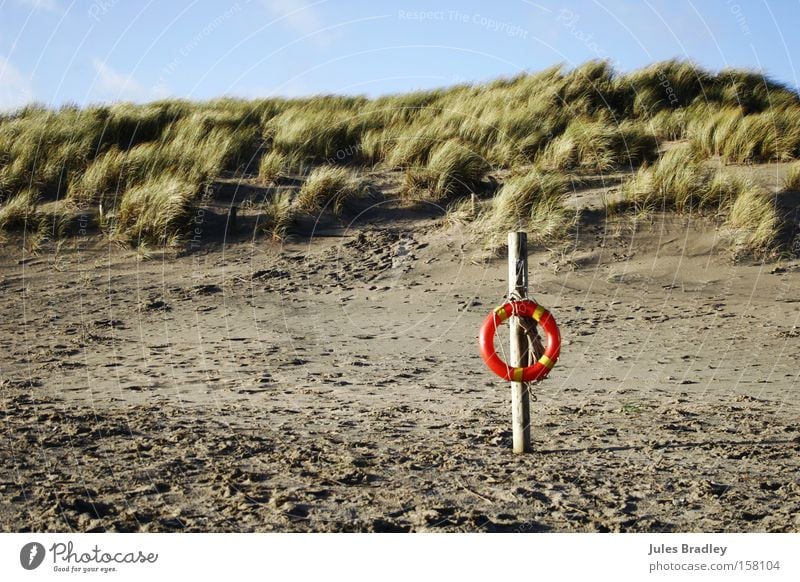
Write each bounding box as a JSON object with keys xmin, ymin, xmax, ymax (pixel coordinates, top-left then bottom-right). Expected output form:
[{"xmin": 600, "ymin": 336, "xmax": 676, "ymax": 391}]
[
  {"xmin": 0, "ymin": 157, "xmax": 32, "ymax": 197},
  {"xmin": 620, "ymin": 60, "xmax": 711, "ymax": 116},
  {"xmin": 359, "ymin": 129, "xmax": 394, "ymax": 165},
  {"xmin": 690, "ymin": 106, "xmax": 800, "ymax": 163},
  {"xmin": 647, "ymin": 108, "xmax": 690, "ymax": 141},
  {"xmin": 483, "ymin": 139, "xmax": 530, "ymax": 169},
  {"xmin": 718, "ymin": 110, "xmax": 800, "ymax": 163},
  {"xmin": 266, "ymin": 108, "xmax": 361, "ymax": 161},
  {"xmin": 492, "ymin": 171, "xmax": 569, "ymax": 227},
  {"xmin": 704, "ymin": 171, "xmax": 756, "ymax": 213},
  {"xmin": 115, "ymin": 176, "xmax": 200, "ymax": 244},
  {"xmin": 537, "ymin": 118, "xmax": 658, "ymax": 172},
  {"xmin": 477, "ymin": 170, "xmax": 572, "ymax": 250},
  {"xmin": 621, "ymin": 144, "xmax": 713, "ymax": 212},
  {"xmin": 784, "ymin": 162, "xmax": 800, "ymax": 191},
  {"xmin": 0, "ymin": 188, "xmax": 41, "ymax": 231},
  {"xmin": 402, "ymin": 139, "xmax": 490, "ymax": 201},
  {"xmin": 537, "ymin": 117, "xmax": 626, "ymax": 171},
  {"xmin": 68, "ymin": 146, "xmax": 126, "ymax": 206},
  {"xmin": 689, "ymin": 107, "xmax": 741, "ymax": 158},
  {"xmin": 384, "ymin": 127, "xmax": 441, "ymax": 169},
  {"xmin": 726, "ymin": 185, "xmax": 779, "ymax": 253},
  {"xmin": 258, "ymin": 151, "xmax": 286, "ymax": 184},
  {"xmin": 295, "ymin": 166, "xmax": 370, "ymax": 215},
  {"xmin": 260, "ymin": 191, "xmax": 295, "ymax": 240}
]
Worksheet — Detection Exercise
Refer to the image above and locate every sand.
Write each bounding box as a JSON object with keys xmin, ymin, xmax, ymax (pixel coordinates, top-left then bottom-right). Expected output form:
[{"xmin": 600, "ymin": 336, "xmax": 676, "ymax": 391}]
[{"xmin": 1, "ymin": 190, "xmax": 799, "ymax": 532}]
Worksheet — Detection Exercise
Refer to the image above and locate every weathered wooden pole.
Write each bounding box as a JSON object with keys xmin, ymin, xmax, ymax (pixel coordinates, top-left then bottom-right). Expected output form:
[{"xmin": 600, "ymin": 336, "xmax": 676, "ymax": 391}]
[
  {"xmin": 508, "ymin": 231, "xmax": 531, "ymax": 453},
  {"xmin": 228, "ymin": 206, "xmax": 238, "ymax": 234}
]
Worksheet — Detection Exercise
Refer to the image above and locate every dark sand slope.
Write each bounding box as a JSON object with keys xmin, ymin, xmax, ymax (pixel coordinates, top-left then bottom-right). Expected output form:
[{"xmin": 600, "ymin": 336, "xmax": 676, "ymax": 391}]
[{"xmin": 1, "ymin": 188, "xmax": 799, "ymax": 532}]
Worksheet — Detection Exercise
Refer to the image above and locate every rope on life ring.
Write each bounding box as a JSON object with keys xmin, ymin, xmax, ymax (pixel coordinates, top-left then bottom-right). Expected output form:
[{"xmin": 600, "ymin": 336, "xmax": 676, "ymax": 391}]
[{"xmin": 478, "ymin": 299, "xmax": 561, "ymax": 382}]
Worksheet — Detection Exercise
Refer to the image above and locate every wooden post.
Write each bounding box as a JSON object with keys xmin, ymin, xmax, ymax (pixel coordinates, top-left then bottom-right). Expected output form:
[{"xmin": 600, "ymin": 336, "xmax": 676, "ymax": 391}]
[
  {"xmin": 228, "ymin": 206, "xmax": 238, "ymax": 235},
  {"xmin": 508, "ymin": 231, "xmax": 531, "ymax": 453}
]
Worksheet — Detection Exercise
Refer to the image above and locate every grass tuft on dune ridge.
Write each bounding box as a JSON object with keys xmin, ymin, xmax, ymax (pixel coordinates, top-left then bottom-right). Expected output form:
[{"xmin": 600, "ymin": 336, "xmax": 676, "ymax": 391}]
[
  {"xmin": 621, "ymin": 145, "xmax": 712, "ymax": 212},
  {"xmin": 783, "ymin": 162, "xmax": 800, "ymax": 191},
  {"xmin": 115, "ymin": 176, "xmax": 201, "ymax": 245},
  {"xmin": 476, "ymin": 169, "xmax": 573, "ymax": 251},
  {"xmin": 260, "ymin": 191, "xmax": 295, "ymax": 241},
  {"xmin": 295, "ymin": 166, "xmax": 371, "ymax": 215},
  {"xmin": 726, "ymin": 186, "xmax": 779, "ymax": 253},
  {"xmin": 403, "ymin": 140, "xmax": 490, "ymax": 201},
  {"xmin": 0, "ymin": 188, "xmax": 41, "ymax": 232}
]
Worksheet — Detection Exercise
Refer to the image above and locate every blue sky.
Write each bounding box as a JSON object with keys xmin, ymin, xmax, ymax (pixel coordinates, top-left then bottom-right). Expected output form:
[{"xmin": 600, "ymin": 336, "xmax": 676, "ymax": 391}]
[{"xmin": 1, "ymin": 0, "xmax": 799, "ymax": 110}]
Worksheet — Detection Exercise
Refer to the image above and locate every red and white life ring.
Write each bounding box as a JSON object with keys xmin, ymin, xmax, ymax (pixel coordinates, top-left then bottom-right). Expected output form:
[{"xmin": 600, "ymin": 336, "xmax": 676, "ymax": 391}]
[{"xmin": 478, "ymin": 299, "xmax": 561, "ymax": 382}]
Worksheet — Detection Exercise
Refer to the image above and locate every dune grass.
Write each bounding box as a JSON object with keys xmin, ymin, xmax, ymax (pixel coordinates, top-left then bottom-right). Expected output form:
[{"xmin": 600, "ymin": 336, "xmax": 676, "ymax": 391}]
[
  {"xmin": 295, "ymin": 166, "xmax": 371, "ymax": 215},
  {"xmin": 476, "ymin": 169, "xmax": 572, "ymax": 251},
  {"xmin": 259, "ymin": 191, "xmax": 295, "ymax": 240},
  {"xmin": 0, "ymin": 60, "xmax": 798, "ymax": 248},
  {"xmin": 621, "ymin": 144, "xmax": 742, "ymax": 214},
  {"xmin": 115, "ymin": 176, "xmax": 201, "ymax": 245},
  {"xmin": 621, "ymin": 145, "xmax": 715, "ymax": 212},
  {"xmin": 68, "ymin": 146, "xmax": 126, "ymax": 206},
  {"xmin": 536, "ymin": 118, "xmax": 658, "ymax": 172},
  {"xmin": 620, "ymin": 144, "xmax": 781, "ymax": 253},
  {"xmin": 384, "ymin": 127, "xmax": 442, "ymax": 169},
  {"xmin": 403, "ymin": 139, "xmax": 490, "ymax": 201},
  {"xmin": 784, "ymin": 162, "xmax": 800, "ymax": 191},
  {"xmin": 726, "ymin": 186, "xmax": 779, "ymax": 253},
  {"xmin": 258, "ymin": 151, "xmax": 286, "ymax": 184},
  {"xmin": 0, "ymin": 188, "xmax": 41, "ymax": 231},
  {"xmin": 689, "ymin": 106, "xmax": 800, "ymax": 163}
]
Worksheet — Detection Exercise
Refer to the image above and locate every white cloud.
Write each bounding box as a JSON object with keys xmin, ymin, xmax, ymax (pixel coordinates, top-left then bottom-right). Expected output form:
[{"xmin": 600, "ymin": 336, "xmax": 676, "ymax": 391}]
[
  {"xmin": 0, "ymin": 56, "xmax": 35, "ymax": 111},
  {"xmin": 91, "ymin": 58, "xmax": 166, "ymax": 102},
  {"xmin": 93, "ymin": 58, "xmax": 144, "ymax": 96},
  {"xmin": 13, "ymin": 0, "xmax": 58, "ymax": 12},
  {"xmin": 262, "ymin": 0, "xmax": 329, "ymax": 45}
]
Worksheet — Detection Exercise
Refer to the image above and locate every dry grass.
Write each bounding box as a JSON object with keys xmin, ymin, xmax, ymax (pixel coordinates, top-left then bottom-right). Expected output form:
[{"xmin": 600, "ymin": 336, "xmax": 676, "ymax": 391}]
[
  {"xmin": 537, "ymin": 118, "xmax": 657, "ymax": 172},
  {"xmin": 259, "ymin": 191, "xmax": 295, "ymax": 240},
  {"xmin": 403, "ymin": 140, "xmax": 490, "ymax": 201},
  {"xmin": 295, "ymin": 166, "xmax": 371, "ymax": 215},
  {"xmin": 784, "ymin": 162, "xmax": 800, "ymax": 191},
  {"xmin": 0, "ymin": 188, "xmax": 40, "ymax": 231},
  {"xmin": 726, "ymin": 186, "xmax": 779, "ymax": 253},
  {"xmin": 621, "ymin": 145, "xmax": 782, "ymax": 253},
  {"xmin": 647, "ymin": 108, "xmax": 690, "ymax": 141},
  {"xmin": 266, "ymin": 106, "xmax": 362, "ymax": 162},
  {"xmin": 477, "ymin": 170, "xmax": 572, "ymax": 250},
  {"xmin": 68, "ymin": 147, "xmax": 126, "ymax": 206},
  {"xmin": 621, "ymin": 145, "xmax": 713, "ymax": 212},
  {"xmin": 384, "ymin": 128, "xmax": 441, "ymax": 169},
  {"xmin": 258, "ymin": 151, "xmax": 286, "ymax": 184},
  {"xmin": 115, "ymin": 176, "xmax": 201, "ymax": 245},
  {"xmin": 690, "ymin": 106, "xmax": 800, "ymax": 163},
  {"xmin": 621, "ymin": 146, "xmax": 759, "ymax": 215}
]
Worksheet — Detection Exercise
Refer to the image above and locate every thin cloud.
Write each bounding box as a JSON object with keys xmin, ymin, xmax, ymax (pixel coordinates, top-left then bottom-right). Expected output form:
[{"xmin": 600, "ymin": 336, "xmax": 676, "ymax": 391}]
[
  {"xmin": 91, "ymin": 58, "xmax": 165, "ymax": 102},
  {"xmin": 262, "ymin": 0, "xmax": 330, "ymax": 46},
  {"xmin": 0, "ymin": 56, "xmax": 34, "ymax": 111}
]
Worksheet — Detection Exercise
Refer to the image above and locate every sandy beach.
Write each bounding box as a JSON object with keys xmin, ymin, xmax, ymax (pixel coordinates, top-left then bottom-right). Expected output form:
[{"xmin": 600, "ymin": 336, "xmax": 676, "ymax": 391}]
[{"xmin": 2, "ymin": 180, "xmax": 798, "ymax": 533}]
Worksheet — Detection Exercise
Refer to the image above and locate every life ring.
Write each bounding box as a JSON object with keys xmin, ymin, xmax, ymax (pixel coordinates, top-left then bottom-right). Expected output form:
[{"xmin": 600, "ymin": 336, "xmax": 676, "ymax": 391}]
[{"xmin": 478, "ymin": 299, "xmax": 561, "ymax": 382}]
